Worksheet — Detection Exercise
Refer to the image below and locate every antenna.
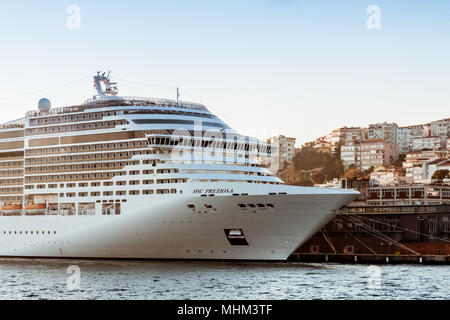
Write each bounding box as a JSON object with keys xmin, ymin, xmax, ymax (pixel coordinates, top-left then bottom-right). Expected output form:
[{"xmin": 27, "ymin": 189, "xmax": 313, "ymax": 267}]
[
  {"xmin": 176, "ymin": 87, "xmax": 180, "ymax": 106},
  {"xmin": 93, "ymin": 71, "xmax": 119, "ymax": 97}
]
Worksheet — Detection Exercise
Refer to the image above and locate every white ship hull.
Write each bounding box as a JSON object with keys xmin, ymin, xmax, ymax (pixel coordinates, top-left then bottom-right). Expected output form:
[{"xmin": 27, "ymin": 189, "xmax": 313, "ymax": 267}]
[
  {"xmin": 0, "ymin": 185, "xmax": 358, "ymax": 260},
  {"xmin": 0, "ymin": 74, "xmax": 360, "ymax": 261}
]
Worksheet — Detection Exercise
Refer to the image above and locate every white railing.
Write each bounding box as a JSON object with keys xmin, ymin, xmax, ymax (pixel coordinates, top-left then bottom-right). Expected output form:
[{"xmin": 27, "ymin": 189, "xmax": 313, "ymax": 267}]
[{"xmin": 25, "ymin": 96, "xmax": 207, "ymax": 117}]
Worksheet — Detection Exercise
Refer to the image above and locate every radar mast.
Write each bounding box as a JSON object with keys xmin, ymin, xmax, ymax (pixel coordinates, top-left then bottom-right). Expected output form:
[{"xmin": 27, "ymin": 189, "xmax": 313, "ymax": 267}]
[{"xmin": 93, "ymin": 71, "xmax": 119, "ymax": 97}]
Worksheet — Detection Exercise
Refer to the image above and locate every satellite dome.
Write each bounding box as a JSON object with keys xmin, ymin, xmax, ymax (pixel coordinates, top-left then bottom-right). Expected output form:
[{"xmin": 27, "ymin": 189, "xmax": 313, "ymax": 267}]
[{"xmin": 38, "ymin": 98, "xmax": 51, "ymax": 112}]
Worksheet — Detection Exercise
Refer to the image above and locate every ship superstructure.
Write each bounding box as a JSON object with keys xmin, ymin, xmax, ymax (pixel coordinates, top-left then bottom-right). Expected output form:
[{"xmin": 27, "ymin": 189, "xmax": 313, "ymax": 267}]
[{"xmin": 0, "ymin": 73, "xmax": 358, "ymax": 260}]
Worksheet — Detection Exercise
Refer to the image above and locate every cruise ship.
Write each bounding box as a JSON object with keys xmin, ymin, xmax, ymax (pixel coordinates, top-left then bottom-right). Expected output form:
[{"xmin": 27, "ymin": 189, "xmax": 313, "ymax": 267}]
[{"xmin": 0, "ymin": 72, "xmax": 359, "ymax": 260}]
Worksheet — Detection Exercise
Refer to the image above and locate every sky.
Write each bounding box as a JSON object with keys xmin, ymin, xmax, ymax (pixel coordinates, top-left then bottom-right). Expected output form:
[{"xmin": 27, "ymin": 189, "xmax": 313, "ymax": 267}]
[{"xmin": 0, "ymin": 0, "xmax": 449, "ymax": 145}]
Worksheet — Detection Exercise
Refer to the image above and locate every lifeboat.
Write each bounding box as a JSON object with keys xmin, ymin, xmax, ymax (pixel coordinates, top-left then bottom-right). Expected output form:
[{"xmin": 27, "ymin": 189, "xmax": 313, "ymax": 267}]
[
  {"xmin": 0, "ymin": 204, "xmax": 22, "ymax": 216},
  {"xmin": 24, "ymin": 203, "xmax": 46, "ymax": 215}
]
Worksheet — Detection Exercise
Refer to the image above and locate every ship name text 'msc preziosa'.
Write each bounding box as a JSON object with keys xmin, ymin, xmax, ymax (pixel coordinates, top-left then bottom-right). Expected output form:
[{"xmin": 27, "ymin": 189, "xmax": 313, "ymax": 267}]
[{"xmin": 0, "ymin": 72, "xmax": 358, "ymax": 260}]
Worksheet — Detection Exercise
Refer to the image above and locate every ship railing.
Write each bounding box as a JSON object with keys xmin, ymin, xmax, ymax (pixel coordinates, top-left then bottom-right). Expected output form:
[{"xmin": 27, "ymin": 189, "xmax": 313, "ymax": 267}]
[
  {"xmin": 83, "ymin": 96, "xmax": 206, "ymax": 110},
  {"xmin": 25, "ymin": 96, "xmax": 207, "ymax": 117},
  {"xmin": 145, "ymin": 133, "xmax": 277, "ymax": 157},
  {"xmin": 0, "ymin": 118, "xmax": 25, "ymax": 130},
  {"xmin": 0, "ymin": 123, "xmax": 25, "ymax": 130}
]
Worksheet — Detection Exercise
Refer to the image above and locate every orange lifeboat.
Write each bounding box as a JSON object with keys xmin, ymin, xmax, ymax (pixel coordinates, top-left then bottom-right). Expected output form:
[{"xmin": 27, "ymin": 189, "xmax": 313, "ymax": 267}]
[
  {"xmin": 0, "ymin": 204, "xmax": 22, "ymax": 216},
  {"xmin": 24, "ymin": 203, "xmax": 46, "ymax": 215}
]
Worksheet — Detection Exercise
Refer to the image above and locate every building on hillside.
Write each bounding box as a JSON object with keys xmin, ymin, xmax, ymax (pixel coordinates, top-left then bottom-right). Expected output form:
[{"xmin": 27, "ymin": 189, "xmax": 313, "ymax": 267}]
[
  {"xmin": 422, "ymin": 158, "xmax": 447, "ymax": 183},
  {"xmin": 430, "ymin": 118, "xmax": 450, "ymax": 147},
  {"xmin": 369, "ymin": 165, "xmax": 406, "ymax": 186},
  {"xmin": 268, "ymin": 135, "xmax": 296, "ymax": 170},
  {"xmin": 403, "ymin": 151, "xmax": 432, "ymax": 184},
  {"xmin": 340, "ymin": 141, "xmax": 361, "ymax": 169},
  {"xmin": 304, "ymin": 139, "xmax": 332, "ymax": 154},
  {"xmin": 412, "ymin": 136, "xmax": 442, "ymax": 151},
  {"xmin": 359, "ymin": 139, "xmax": 399, "ymax": 171},
  {"xmin": 403, "ymin": 155, "xmax": 449, "ymax": 184},
  {"xmin": 426, "ymin": 159, "xmax": 449, "ymax": 181},
  {"xmin": 341, "ymin": 139, "xmax": 399, "ymax": 171},
  {"xmin": 405, "ymin": 149, "xmax": 442, "ymax": 161},
  {"xmin": 368, "ymin": 122, "xmax": 399, "ymax": 145},
  {"xmin": 434, "ymin": 149, "xmax": 450, "ymax": 159},
  {"xmin": 330, "ymin": 127, "xmax": 366, "ymax": 155},
  {"xmin": 398, "ymin": 124, "xmax": 427, "ymax": 154}
]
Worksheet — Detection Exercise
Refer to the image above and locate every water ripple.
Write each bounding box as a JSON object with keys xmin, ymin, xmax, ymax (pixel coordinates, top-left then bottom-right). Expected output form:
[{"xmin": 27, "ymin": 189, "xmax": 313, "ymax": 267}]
[{"xmin": 0, "ymin": 258, "xmax": 447, "ymax": 299}]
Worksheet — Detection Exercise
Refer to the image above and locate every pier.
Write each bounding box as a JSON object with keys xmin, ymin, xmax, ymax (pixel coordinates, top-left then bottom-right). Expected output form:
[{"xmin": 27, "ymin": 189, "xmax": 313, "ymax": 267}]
[
  {"xmin": 290, "ymin": 204, "xmax": 450, "ymax": 264},
  {"xmin": 288, "ymin": 253, "xmax": 450, "ymax": 264}
]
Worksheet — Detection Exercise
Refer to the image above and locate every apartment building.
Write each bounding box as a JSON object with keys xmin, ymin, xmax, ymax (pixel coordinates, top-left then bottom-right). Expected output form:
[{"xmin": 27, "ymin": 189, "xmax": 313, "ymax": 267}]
[
  {"xmin": 412, "ymin": 136, "xmax": 442, "ymax": 151},
  {"xmin": 359, "ymin": 139, "xmax": 399, "ymax": 171},
  {"xmin": 368, "ymin": 122, "xmax": 399, "ymax": 145},
  {"xmin": 398, "ymin": 124, "xmax": 426, "ymax": 154},
  {"xmin": 341, "ymin": 139, "xmax": 398, "ymax": 170},
  {"xmin": 268, "ymin": 135, "xmax": 296, "ymax": 169}
]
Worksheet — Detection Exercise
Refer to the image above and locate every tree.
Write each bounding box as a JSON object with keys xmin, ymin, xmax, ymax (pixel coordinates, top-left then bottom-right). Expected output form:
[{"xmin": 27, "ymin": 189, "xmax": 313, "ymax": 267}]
[
  {"xmin": 278, "ymin": 146, "xmax": 345, "ymax": 186},
  {"xmin": 291, "ymin": 147, "xmax": 344, "ymax": 180},
  {"xmin": 432, "ymin": 169, "xmax": 449, "ymax": 181},
  {"xmin": 343, "ymin": 165, "xmax": 364, "ymax": 180},
  {"xmin": 291, "ymin": 147, "xmax": 329, "ymax": 171},
  {"xmin": 392, "ymin": 154, "xmax": 406, "ymax": 166},
  {"xmin": 311, "ymin": 172, "xmax": 326, "ymax": 184},
  {"xmin": 294, "ymin": 178, "xmax": 313, "ymax": 187}
]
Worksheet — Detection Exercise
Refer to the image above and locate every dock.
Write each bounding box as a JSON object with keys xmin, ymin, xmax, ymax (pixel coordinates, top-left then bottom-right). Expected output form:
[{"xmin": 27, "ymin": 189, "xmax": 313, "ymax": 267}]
[{"xmin": 288, "ymin": 253, "xmax": 450, "ymax": 264}]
